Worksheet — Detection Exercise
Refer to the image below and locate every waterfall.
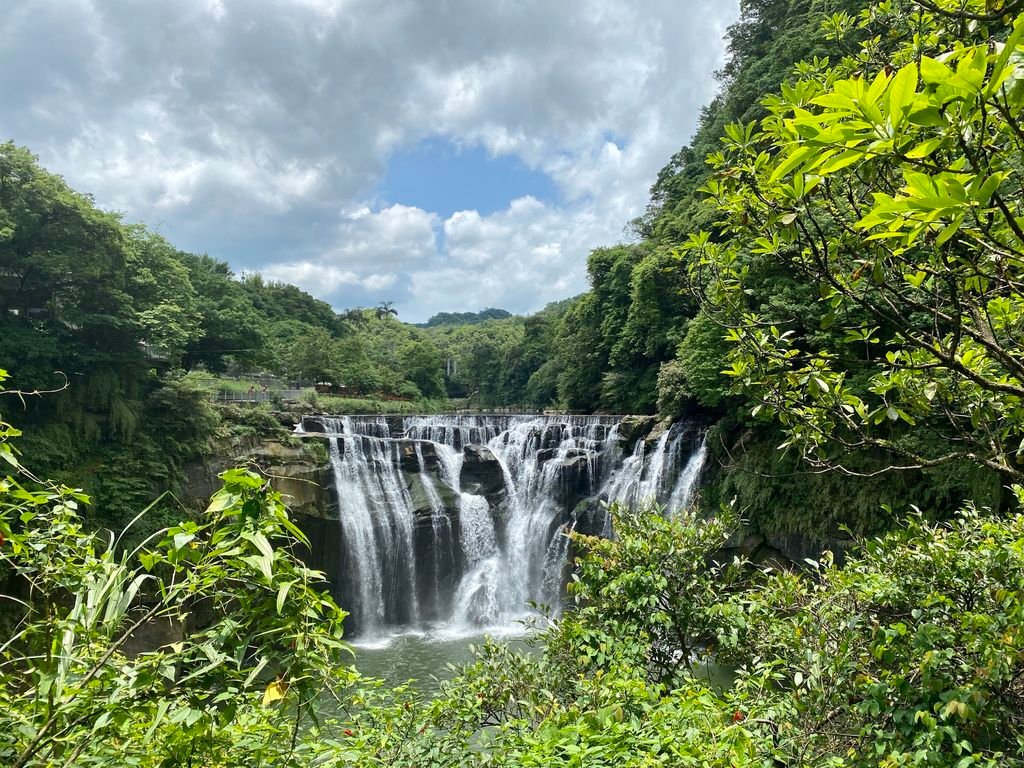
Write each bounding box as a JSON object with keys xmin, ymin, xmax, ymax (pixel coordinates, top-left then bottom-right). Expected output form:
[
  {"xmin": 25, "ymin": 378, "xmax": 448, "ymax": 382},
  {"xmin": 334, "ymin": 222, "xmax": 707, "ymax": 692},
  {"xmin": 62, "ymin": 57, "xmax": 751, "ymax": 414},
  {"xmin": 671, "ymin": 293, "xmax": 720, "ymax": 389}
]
[
  {"xmin": 316, "ymin": 413, "xmax": 710, "ymax": 638},
  {"xmin": 415, "ymin": 442, "xmax": 452, "ymax": 618},
  {"xmin": 666, "ymin": 432, "xmax": 709, "ymax": 514},
  {"xmin": 325, "ymin": 417, "xmax": 419, "ymax": 635},
  {"xmin": 450, "ymin": 494, "xmax": 504, "ymax": 626},
  {"xmin": 604, "ymin": 423, "xmax": 706, "ymax": 512}
]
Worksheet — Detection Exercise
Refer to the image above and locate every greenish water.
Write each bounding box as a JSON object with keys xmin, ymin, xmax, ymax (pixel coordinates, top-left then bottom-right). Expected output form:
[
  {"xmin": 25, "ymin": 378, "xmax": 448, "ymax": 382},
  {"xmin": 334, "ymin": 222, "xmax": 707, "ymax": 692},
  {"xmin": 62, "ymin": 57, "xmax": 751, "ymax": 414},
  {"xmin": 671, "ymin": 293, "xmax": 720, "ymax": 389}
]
[
  {"xmin": 349, "ymin": 627, "xmax": 533, "ymax": 691},
  {"xmin": 346, "ymin": 627, "xmax": 734, "ymax": 695}
]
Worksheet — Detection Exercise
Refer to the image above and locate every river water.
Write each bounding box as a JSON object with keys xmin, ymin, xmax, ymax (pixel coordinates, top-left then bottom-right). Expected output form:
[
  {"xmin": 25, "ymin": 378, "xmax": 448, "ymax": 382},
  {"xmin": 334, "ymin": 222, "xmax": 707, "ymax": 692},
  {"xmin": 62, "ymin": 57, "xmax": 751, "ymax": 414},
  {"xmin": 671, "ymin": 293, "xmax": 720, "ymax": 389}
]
[{"xmin": 349, "ymin": 627, "xmax": 534, "ymax": 691}]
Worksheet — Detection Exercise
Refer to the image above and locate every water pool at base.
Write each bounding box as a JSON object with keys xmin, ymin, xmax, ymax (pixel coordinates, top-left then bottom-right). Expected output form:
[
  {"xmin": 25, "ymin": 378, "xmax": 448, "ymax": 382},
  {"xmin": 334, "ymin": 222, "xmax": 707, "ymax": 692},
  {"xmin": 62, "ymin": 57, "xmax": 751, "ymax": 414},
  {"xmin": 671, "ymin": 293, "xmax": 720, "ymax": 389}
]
[
  {"xmin": 348, "ymin": 627, "xmax": 534, "ymax": 691},
  {"xmin": 346, "ymin": 626, "xmax": 733, "ymax": 695}
]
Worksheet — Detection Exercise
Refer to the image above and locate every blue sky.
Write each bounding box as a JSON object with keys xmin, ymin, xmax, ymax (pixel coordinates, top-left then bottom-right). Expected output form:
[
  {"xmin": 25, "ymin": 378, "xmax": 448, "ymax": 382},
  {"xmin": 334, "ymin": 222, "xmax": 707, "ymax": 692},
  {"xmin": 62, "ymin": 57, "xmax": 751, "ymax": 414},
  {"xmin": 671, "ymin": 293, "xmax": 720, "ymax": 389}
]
[
  {"xmin": 0, "ymin": 0, "xmax": 740, "ymax": 322},
  {"xmin": 380, "ymin": 138, "xmax": 559, "ymax": 220}
]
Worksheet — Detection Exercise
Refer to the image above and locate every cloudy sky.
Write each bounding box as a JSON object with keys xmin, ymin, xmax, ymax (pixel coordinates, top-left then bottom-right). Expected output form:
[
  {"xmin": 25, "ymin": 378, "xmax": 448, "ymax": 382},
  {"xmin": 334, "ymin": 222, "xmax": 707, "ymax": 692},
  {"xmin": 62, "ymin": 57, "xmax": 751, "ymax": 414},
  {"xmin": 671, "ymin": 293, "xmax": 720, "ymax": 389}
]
[{"xmin": 2, "ymin": 0, "xmax": 738, "ymax": 322}]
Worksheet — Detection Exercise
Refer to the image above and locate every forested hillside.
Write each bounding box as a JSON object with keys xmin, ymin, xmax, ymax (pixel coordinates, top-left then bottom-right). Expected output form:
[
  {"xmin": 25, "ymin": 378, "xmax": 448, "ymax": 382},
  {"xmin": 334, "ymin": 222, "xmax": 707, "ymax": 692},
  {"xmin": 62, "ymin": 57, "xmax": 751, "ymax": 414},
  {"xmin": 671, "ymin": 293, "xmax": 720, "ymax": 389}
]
[
  {"xmin": 451, "ymin": 0, "xmax": 1011, "ymax": 542},
  {"xmin": 0, "ymin": 143, "xmax": 451, "ymax": 529}
]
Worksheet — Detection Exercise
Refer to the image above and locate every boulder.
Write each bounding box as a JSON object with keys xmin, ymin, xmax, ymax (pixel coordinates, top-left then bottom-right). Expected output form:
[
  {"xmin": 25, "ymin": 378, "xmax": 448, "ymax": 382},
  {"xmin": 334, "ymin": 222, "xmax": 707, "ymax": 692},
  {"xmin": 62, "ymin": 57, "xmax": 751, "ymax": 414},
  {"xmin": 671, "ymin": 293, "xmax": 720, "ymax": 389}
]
[
  {"xmin": 267, "ymin": 462, "xmax": 332, "ymax": 518},
  {"xmin": 571, "ymin": 497, "xmax": 611, "ymax": 538},
  {"xmin": 643, "ymin": 418, "xmax": 676, "ymax": 449},
  {"xmin": 460, "ymin": 444, "xmax": 505, "ymax": 497},
  {"xmin": 396, "ymin": 439, "xmax": 439, "ymax": 473},
  {"xmin": 552, "ymin": 451, "xmax": 597, "ymax": 506},
  {"xmin": 538, "ymin": 446, "xmax": 596, "ymax": 465},
  {"xmin": 616, "ymin": 415, "xmax": 657, "ymax": 452},
  {"xmin": 405, "ymin": 472, "xmax": 460, "ymax": 519},
  {"xmin": 181, "ymin": 436, "xmax": 334, "ymax": 519},
  {"xmin": 536, "ymin": 447, "xmax": 559, "ymax": 464},
  {"xmin": 301, "ymin": 415, "xmax": 327, "ymax": 433}
]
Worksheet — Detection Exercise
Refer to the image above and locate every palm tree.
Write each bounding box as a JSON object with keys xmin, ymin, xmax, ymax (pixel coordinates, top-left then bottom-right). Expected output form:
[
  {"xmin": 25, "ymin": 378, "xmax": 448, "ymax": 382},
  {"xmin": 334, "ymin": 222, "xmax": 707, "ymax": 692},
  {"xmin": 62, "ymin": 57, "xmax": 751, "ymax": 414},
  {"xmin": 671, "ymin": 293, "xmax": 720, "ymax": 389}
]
[
  {"xmin": 375, "ymin": 301, "xmax": 398, "ymax": 322},
  {"xmin": 341, "ymin": 307, "xmax": 369, "ymax": 329}
]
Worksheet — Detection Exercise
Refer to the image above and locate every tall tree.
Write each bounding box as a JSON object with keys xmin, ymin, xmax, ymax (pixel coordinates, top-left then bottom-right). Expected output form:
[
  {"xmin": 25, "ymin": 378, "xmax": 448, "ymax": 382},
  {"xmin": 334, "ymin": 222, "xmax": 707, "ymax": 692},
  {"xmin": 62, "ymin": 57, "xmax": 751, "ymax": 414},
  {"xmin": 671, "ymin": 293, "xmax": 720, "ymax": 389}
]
[{"xmin": 685, "ymin": 4, "xmax": 1024, "ymax": 483}]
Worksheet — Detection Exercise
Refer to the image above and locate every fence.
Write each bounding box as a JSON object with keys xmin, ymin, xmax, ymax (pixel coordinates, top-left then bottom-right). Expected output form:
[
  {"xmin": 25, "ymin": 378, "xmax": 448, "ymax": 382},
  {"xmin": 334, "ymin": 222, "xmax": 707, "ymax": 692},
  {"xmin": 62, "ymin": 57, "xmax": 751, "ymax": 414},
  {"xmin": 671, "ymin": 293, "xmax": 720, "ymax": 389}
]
[{"xmin": 208, "ymin": 388, "xmax": 310, "ymax": 404}]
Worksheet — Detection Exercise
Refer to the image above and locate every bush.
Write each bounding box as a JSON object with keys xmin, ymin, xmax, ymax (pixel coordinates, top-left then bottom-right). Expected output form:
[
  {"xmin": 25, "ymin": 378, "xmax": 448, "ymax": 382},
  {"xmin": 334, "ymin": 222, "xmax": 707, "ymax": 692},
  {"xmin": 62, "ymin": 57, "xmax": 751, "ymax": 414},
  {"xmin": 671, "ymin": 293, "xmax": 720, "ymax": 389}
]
[
  {"xmin": 215, "ymin": 403, "xmax": 290, "ymax": 442},
  {"xmin": 0, "ymin": 456, "xmax": 351, "ymax": 766},
  {"xmin": 413, "ymin": 504, "xmax": 1024, "ymax": 766}
]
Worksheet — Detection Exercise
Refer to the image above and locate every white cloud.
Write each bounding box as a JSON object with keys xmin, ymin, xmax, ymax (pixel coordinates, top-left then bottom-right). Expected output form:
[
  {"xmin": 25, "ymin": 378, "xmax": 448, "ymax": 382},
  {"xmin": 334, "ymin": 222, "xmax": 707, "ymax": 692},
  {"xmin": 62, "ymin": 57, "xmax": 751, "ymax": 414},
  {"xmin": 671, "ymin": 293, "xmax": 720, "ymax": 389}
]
[
  {"xmin": 328, "ymin": 204, "xmax": 439, "ymax": 269},
  {"xmin": 0, "ymin": 0, "xmax": 740, "ymax": 321}
]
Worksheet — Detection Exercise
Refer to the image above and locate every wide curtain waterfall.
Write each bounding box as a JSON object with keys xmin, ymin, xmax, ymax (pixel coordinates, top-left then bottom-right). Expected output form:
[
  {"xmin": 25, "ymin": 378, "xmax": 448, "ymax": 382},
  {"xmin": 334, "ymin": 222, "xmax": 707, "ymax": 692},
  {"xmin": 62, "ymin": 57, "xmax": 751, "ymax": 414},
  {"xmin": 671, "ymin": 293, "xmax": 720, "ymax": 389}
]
[{"xmin": 314, "ymin": 414, "xmax": 708, "ymax": 638}]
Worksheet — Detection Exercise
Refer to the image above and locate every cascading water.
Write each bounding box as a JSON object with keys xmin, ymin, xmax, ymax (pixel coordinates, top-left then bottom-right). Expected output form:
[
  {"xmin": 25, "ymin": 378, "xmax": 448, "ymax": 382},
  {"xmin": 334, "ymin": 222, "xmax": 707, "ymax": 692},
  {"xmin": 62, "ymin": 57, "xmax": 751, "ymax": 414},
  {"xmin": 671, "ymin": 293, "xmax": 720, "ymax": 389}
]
[
  {"xmin": 318, "ymin": 414, "xmax": 709, "ymax": 638},
  {"xmin": 325, "ymin": 417, "xmax": 419, "ymax": 635},
  {"xmin": 604, "ymin": 422, "xmax": 708, "ymax": 511},
  {"xmin": 666, "ymin": 431, "xmax": 709, "ymax": 515}
]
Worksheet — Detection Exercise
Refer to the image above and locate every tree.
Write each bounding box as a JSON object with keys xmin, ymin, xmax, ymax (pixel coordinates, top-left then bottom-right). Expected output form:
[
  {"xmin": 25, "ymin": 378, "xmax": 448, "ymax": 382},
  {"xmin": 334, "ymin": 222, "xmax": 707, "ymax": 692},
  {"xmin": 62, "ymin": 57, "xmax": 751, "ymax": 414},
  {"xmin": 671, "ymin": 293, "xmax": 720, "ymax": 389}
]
[
  {"xmin": 398, "ymin": 339, "xmax": 444, "ymax": 399},
  {"xmin": 178, "ymin": 253, "xmax": 269, "ymax": 372},
  {"xmin": 128, "ymin": 230, "xmax": 204, "ymax": 362},
  {"xmin": 375, "ymin": 301, "xmax": 398, "ymax": 322},
  {"xmin": 285, "ymin": 327, "xmax": 338, "ymax": 382},
  {"xmin": 685, "ymin": 4, "xmax": 1024, "ymax": 485},
  {"xmin": 341, "ymin": 306, "xmax": 370, "ymax": 330}
]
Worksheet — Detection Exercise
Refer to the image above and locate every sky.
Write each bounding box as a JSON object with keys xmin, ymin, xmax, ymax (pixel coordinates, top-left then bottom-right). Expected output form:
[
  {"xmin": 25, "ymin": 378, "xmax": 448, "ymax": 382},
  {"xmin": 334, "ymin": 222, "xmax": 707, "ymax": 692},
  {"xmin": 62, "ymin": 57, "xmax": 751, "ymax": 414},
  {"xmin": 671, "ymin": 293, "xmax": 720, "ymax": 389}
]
[{"xmin": 1, "ymin": 0, "xmax": 740, "ymax": 323}]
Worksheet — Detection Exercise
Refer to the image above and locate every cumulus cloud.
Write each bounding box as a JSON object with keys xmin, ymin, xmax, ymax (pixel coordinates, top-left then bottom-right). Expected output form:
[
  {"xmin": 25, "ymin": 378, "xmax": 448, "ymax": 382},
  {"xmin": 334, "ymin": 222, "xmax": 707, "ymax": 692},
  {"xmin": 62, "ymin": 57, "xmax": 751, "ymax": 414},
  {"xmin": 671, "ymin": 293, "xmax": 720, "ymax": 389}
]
[{"xmin": 0, "ymin": 0, "xmax": 739, "ymax": 321}]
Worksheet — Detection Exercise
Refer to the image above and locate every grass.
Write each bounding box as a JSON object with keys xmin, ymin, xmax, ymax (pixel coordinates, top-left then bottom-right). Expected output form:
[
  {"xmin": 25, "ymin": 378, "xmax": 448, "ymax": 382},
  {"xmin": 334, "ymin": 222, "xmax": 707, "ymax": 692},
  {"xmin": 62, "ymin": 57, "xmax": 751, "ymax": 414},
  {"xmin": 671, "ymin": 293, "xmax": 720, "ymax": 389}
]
[{"xmin": 301, "ymin": 394, "xmax": 446, "ymax": 415}]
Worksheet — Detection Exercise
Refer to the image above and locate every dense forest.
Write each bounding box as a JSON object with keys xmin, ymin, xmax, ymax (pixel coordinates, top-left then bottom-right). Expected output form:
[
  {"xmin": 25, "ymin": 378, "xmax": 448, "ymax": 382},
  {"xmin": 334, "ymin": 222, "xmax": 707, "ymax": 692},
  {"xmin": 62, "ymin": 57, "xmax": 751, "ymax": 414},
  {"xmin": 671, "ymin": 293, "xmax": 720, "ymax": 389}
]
[{"xmin": 3, "ymin": 0, "xmax": 1024, "ymax": 765}]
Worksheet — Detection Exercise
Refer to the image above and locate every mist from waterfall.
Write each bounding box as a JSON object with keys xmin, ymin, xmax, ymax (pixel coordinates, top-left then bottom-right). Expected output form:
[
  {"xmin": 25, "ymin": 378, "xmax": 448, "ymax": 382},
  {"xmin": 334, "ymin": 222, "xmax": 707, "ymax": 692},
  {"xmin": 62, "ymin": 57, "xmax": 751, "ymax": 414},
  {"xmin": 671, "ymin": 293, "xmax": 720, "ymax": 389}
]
[{"xmin": 319, "ymin": 414, "xmax": 709, "ymax": 639}]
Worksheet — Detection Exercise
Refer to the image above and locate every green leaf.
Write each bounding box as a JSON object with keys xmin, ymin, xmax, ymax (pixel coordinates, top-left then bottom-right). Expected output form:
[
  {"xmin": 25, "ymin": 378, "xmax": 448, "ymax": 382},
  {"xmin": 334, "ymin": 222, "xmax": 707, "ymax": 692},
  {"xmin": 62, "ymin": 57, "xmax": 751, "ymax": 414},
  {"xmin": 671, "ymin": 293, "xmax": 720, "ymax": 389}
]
[
  {"xmin": 905, "ymin": 138, "xmax": 943, "ymax": 159},
  {"xmin": 0, "ymin": 446, "xmax": 19, "ymax": 468},
  {"xmin": 244, "ymin": 531, "xmax": 274, "ymax": 560},
  {"xmin": 905, "ymin": 271, "xmax": 928, "ymax": 288},
  {"xmin": 276, "ymin": 581, "xmax": 294, "ymax": 614},
  {"xmin": 888, "ymin": 63, "xmax": 918, "ymax": 118},
  {"xmin": 818, "ymin": 149, "xmax": 863, "ymax": 174},
  {"xmin": 920, "ymin": 56, "xmax": 952, "ymax": 85},
  {"xmin": 908, "ymin": 106, "xmax": 945, "ymax": 127},
  {"xmin": 935, "ymin": 215, "xmax": 964, "ymax": 246},
  {"xmin": 770, "ymin": 145, "xmax": 817, "ymax": 183},
  {"xmin": 244, "ymin": 554, "xmax": 274, "ymax": 581},
  {"xmin": 205, "ymin": 492, "xmax": 239, "ymax": 514}
]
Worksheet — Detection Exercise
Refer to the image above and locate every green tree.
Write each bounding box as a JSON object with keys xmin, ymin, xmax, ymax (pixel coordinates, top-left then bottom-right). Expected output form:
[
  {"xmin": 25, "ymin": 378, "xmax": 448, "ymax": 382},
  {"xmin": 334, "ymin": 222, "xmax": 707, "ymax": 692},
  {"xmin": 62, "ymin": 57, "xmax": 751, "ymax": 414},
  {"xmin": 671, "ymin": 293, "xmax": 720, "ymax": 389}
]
[
  {"xmin": 398, "ymin": 339, "xmax": 444, "ymax": 399},
  {"xmin": 685, "ymin": 4, "xmax": 1024, "ymax": 484},
  {"xmin": 375, "ymin": 301, "xmax": 398, "ymax": 322},
  {"xmin": 284, "ymin": 326, "xmax": 339, "ymax": 382},
  {"xmin": 178, "ymin": 253, "xmax": 269, "ymax": 372}
]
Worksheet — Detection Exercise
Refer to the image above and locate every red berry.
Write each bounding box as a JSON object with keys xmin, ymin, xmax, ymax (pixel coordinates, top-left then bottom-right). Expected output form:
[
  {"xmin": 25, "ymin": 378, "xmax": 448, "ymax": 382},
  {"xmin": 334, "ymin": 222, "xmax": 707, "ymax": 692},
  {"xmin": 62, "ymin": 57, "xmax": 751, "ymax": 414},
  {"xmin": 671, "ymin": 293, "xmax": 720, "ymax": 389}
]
[
  {"xmin": 732, "ymin": 711, "xmax": 745, "ymax": 722},
  {"xmin": 343, "ymin": 729, "xmax": 354, "ymax": 737}
]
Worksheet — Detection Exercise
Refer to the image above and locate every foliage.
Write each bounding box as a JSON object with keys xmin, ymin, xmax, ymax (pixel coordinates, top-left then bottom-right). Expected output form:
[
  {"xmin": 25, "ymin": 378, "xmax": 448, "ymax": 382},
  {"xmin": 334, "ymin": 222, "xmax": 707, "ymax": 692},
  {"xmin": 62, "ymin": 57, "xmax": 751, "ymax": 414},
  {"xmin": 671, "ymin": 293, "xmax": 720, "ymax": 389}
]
[
  {"xmin": 546, "ymin": 244, "xmax": 692, "ymax": 414},
  {"xmin": 557, "ymin": 504, "xmax": 743, "ymax": 686},
  {"xmin": 214, "ymin": 402, "xmax": 292, "ymax": 443},
  {"xmin": 418, "ymin": 307, "xmax": 513, "ymax": 328},
  {"xmin": 720, "ymin": 507, "xmax": 1024, "ymax": 766},
  {"xmin": 375, "ymin": 301, "xmax": 398, "ymax": 322},
  {"xmin": 0, "ymin": 375, "xmax": 355, "ymax": 767},
  {"xmin": 0, "ymin": 144, "xmax": 454, "ymax": 537},
  {"xmin": 699, "ymin": 420, "xmax": 1006, "ymax": 541},
  {"xmin": 302, "ymin": 393, "xmax": 444, "ymax": 415},
  {"xmin": 400, "ymin": 502, "xmax": 1024, "ymax": 767},
  {"xmin": 685, "ymin": 4, "xmax": 1024, "ymax": 483}
]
